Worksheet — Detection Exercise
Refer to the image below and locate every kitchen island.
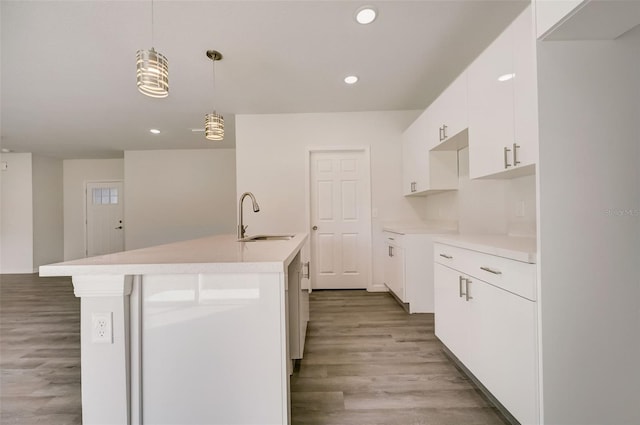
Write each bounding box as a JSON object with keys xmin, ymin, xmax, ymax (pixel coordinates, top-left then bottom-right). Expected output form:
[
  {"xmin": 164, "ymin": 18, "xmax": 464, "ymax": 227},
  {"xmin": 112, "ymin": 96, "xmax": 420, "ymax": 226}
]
[{"xmin": 39, "ymin": 233, "xmax": 308, "ymax": 425}]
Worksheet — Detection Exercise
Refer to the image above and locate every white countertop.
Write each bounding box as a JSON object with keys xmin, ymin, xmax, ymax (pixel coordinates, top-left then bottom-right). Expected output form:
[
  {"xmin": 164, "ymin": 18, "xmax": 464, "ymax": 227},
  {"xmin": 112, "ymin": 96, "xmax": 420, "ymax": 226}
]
[
  {"xmin": 433, "ymin": 234, "xmax": 537, "ymax": 263},
  {"xmin": 39, "ymin": 233, "xmax": 308, "ymax": 276},
  {"xmin": 383, "ymin": 221, "xmax": 458, "ymax": 235}
]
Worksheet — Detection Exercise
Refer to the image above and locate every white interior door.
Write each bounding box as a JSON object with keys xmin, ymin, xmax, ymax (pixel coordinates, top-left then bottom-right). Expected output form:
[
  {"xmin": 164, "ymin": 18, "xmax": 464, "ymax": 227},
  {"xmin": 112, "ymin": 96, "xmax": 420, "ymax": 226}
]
[
  {"xmin": 310, "ymin": 150, "xmax": 371, "ymax": 289},
  {"xmin": 86, "ymin": 181, "xmax": 124, "ymax": 256}
]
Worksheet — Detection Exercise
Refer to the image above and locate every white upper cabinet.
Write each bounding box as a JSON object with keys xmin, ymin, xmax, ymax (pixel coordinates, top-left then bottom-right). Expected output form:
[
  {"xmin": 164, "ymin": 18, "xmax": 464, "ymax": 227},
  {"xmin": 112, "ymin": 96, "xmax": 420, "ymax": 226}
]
[
  {"xmin": 468, "ymin": 6, "xmax": 537, "ymax": 179},
  {"xmin": 402, "ymin": 111, "xmax": 429, "ymax": 195},
  {"xmin": 402, "ymin": 111, "xmax": 458, "ymax": 197},
  {"xmin": 427, "ymin": 72, "xmax": 468, "ymax": 150},
  {"xmin": 513, "ymin": 5, "xmax": 539, "ymax": 170}
]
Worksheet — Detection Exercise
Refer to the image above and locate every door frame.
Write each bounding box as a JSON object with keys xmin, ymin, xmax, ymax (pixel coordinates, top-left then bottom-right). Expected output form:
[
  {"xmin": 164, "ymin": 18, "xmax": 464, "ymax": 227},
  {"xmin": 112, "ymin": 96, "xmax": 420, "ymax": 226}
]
[
  {"xmin": 84, "ymin": 179, "xmax": 124, "ymax": 257},
  {"xmin": 305, "ymin": 146, "xmax": 373, "ymax": 291}
]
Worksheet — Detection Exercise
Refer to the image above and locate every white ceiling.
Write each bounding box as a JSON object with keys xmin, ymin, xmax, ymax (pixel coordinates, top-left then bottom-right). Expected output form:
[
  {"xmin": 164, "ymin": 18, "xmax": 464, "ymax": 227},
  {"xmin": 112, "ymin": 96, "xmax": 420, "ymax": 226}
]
[{"xmin": 1, "ymin": 0, "xmax": 527, "ymax": 159}]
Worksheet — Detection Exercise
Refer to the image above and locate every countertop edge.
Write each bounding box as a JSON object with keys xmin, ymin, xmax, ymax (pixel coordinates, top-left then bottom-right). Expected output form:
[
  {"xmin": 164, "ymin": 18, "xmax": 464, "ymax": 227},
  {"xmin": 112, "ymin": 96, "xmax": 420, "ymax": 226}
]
[
  {"xmin": 432, "ymin": 234, "xmax": 537, "ymax": 264},
  {"xmin": 39, "ymin": 233, "xmax": 309, "ymax": 277}
]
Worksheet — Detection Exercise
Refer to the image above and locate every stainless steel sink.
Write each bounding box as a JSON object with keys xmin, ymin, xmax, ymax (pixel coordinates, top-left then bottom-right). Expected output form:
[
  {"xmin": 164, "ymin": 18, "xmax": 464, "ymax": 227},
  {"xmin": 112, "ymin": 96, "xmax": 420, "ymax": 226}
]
[{"xmin": 238, "ymin": 234, "xmax": 295, "ymax": 242}]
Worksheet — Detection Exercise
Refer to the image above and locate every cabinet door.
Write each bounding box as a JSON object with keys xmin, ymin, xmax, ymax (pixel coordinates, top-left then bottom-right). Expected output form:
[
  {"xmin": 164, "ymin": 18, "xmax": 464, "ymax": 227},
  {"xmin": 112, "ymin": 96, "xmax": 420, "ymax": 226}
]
[
  {"xmin": 384, "ymin": 243, "xmax": 406, "ymax": 301},
  {"xmin": 434, "ymin": 264, "xmax": 469, "ymax": 363},
  {"xmin": 428, "ymin": 72, "xmax": 468, "ymax": 150},
  {"xmin": 467, "ymin": 22, "xmax": 515, "ymax": 179},
  {"xmin": 512, "ymin": 5, "xmax": 538, "ymax": 169},
  {"xmin": 402, "ymin": 113, "xmax": 429, "ymax": 196},
  {"xmin": 402, "ymin": 126, "xmax": 416, "ymax": 195},
  {"xmin": 469, "ymin": 279, "xmax": 538, "ymax": 425}
]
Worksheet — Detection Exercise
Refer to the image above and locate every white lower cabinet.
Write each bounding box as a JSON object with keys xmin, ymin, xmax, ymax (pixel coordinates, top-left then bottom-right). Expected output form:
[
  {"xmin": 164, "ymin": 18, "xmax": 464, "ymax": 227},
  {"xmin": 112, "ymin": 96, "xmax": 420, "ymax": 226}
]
[
  {"xmin": 384, "ymin": 236, "xmax": 406, "ymax": 301},
  {"xmin": 434, "ymin": 243, "xmax": 538, "ymax": 424},
  {"xmin": 287, "ymin": 252, "xmax": 308, "ymax": 362},
  {"xmin": 384, "ymin": 231, "xmax": 440, "ymax": 313}
]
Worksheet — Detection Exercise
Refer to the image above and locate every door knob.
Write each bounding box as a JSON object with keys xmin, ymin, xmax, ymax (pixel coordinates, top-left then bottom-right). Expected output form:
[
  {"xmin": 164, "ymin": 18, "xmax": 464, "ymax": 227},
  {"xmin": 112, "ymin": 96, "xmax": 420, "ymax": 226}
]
[
  {"xmin": 115, "ymin": 226, "xmax": 123, "ymax": 230},
  {"xmin": 312, "ymin": 226, "xmax": 318, "ymax": 231}
]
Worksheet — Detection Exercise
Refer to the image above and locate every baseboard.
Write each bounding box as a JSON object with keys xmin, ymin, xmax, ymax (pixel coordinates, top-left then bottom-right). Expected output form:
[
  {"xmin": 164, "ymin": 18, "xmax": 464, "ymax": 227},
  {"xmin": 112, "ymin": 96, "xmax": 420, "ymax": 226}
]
[
  {"xmin": 385, "ymin": 286, "xmax": 410, "ymax": 313},
  {"xmin": 367, "ymin": 284, "xmax": 389, "ymax": 293},
  {"xmin": 440, "ymin": 345, "xmax": 520, "ymax": 425}
]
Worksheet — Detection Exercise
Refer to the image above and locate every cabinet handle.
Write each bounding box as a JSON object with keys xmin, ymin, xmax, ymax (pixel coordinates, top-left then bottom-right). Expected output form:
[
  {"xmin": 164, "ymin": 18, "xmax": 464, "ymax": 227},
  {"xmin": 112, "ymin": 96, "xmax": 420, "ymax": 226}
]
[
  {"xmin": 442, "ymin": 124, "xmax": 448, "ymax": 139},
  {"xmin": 513, "ymin": 143, "xmax": 521, "ymax": 166},
  {"xmin": 458, "ymin": 276, "xmax": 466, "ymax": 298},
  {"xmin": 388, "ymin": 237, "xmax": 395, "ymax": 241},
  {"xmin": 439, "ymin": 126, "xmax": 443, "ymax": 142},
  {"xmin": 465, "ymin": 279, "xmax": 473, "ymax": 301},
  {"xmin": 410, "ymin": 181, "xmax": 416, "ymax": 192},
  {"xmin": 504, "ymin": 146, "xmax": 512, "ymax": 168},
  {"xmin": 439, "ymin": 253, "xmax": 452, "ymax": 259},
  {"xmin": 302, "ymin": 262, "xmax": 310, "ymax": 279},
  {"xmin": 480, "ymin": 266, "xmax": 502, "ymax": 275},
  {"xmin": 388, "ymin": 246, "xmax": 394, "ymax": 257}
]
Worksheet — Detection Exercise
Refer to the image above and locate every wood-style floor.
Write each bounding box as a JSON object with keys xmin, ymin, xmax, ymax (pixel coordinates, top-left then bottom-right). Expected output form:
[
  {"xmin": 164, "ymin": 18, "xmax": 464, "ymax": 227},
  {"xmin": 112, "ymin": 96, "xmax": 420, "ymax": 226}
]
[
  {"xmin": 0, "ymin": 274, "xmax": 81, "ymax": 425},
  {"xmin": 290, "ymin": 290, "xmax": 509, "ymax": 425},
  {"xmin": 0, "ymin": 274, "xmax": 507, "ymax": 425}
]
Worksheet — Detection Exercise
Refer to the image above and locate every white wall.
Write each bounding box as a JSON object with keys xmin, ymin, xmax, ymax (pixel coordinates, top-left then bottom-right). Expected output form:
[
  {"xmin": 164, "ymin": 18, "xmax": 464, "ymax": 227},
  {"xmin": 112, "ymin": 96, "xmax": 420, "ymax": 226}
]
[
  {"xmin": 421, "ymin": 147, "xmax": 537, "ymax": 237},
  {"xmin": 537, "ymin": 27, "xmax": 640, "ymax": 424},
  {"xmin": 63, "ymin": 159, "xmax": 124, "ymax": 260},
  {"xmin": 235, "ymin": 111, "xmax": 422, "ymax": 289},
  {"xmin": 32, "ymin": 154, "xmax": 63, "ymax": 268},
  {"xmin": 0, "ymin": 153, "xmax": 34, "ymax": 273},
  {"xmin": 124, "ymin": 149, "xmax": 236, "ymax": 250}
]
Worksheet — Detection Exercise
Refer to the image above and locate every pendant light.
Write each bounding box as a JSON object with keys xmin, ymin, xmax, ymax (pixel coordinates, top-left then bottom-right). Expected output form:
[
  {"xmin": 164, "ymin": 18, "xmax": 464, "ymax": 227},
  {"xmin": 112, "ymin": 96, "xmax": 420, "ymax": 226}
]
[
  {"xmin": 136, "ymin": 0, "xmax": 169, "ymax": 98},
  {"xmin": 205, "ymin": 50, "xmax": 224, "ymax": 141}
]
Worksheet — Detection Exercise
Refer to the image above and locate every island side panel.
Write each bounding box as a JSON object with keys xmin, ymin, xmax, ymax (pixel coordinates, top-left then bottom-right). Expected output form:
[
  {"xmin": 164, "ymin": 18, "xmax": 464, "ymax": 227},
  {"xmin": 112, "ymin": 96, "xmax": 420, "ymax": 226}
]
[
  {"xmin": 72, "ymin": 275, "xmax": 133, "ymax": 425},
  {"xmin": 141, "ymin": 272, "xmax": 288, "ymax": 425}
]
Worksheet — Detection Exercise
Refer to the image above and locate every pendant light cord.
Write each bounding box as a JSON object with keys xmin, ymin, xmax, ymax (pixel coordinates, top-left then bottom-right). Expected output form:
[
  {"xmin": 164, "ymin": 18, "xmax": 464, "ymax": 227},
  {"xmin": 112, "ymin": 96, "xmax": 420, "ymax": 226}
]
[
  {"xmin": 212, "ymin": 58, "xmax": 216, "ymax": 110},
  {"xmin": 151, "ymin": 0, "xmax": 155, "ymax": 47}
]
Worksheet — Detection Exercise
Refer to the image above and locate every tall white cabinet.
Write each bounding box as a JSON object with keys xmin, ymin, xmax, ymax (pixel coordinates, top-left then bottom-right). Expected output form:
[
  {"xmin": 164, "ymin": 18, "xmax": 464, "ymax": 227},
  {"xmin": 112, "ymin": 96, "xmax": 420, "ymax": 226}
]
[{"xmin": 535, "ymin": 2, "xmax": 640, "ymax": 423}]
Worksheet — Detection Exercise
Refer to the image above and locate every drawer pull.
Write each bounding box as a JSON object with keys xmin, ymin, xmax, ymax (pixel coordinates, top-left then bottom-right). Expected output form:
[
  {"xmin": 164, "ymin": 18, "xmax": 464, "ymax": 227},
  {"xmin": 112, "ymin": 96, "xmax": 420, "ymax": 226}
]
[
  {"xmin": 458, "ymin": 276, "xmax": 466, "ymax": 298},
  {"xmin": 388, "ymin": 237, "xmax": 395, "ymax": 241},
  {"xmin": 480, "ymin": 266, "xmax": 502, "ymax": 275},
  {"xmin": 439, "ymin": 253, "xmax": 453, "ymax": 259}
]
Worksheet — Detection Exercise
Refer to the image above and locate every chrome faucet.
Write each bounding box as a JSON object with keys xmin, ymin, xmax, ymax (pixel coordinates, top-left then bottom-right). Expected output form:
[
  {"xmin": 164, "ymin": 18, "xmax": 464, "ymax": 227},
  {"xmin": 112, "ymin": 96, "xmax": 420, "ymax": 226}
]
[{"xmin": 238, "ymin": 192, "xmax": 260, "ymax": 239}]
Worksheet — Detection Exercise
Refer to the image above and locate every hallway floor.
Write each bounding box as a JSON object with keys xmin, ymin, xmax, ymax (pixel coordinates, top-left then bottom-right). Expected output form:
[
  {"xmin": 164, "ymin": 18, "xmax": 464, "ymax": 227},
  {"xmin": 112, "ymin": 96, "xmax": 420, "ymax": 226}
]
[{"xmin": 291, "ymin": 290, "xmax": 509, "ymax": 425}]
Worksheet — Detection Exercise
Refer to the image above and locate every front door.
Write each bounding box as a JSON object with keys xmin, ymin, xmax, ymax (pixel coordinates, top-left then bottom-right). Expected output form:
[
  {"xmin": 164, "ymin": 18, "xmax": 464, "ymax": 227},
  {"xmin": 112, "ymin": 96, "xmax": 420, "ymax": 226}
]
[
  {"xmin": 86, "ymin": 181, "xmax": 124, "ymax": 256},
  {"xmin": 309, "ymin": 150, "xmax": 371, "ymax": 289}
]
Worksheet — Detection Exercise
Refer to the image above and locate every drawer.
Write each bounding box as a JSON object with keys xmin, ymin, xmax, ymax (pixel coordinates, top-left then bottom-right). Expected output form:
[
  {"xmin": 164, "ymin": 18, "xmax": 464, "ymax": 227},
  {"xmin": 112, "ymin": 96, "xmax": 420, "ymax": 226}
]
[
  {"xmin": 433, "ymin": 243, "xmax": 464, "ymax": 269},
  {"xmin": 383, "ymin": 231, "xmax": 404, "ymax": 247},
  {"xmin": 434, "ymin": 243, "xmax": 537, "ymax": 301}
]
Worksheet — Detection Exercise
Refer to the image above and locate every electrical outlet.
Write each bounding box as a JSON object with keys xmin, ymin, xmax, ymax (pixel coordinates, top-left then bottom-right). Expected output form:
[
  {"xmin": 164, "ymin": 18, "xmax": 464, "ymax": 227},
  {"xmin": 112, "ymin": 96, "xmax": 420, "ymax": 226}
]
[{"xmin": 92, "ymin": 312, "xmax": 113, "ymax": 344}]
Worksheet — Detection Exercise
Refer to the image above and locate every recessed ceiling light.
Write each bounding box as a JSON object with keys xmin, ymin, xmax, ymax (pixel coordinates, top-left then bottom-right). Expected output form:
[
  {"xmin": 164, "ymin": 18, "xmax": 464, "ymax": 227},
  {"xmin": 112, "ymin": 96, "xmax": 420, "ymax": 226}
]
[
  {"xmin": 355, "ymin": 6, "xmax": 377, "ymax": 25},
  {"xmin": 344, "ymin": 75, "xmax": 359, "ymax": 84},
  {"xmin": 498, "ymin": 73, "xmax": 516, "ymax": 82},
  {"xmin": 150, "ymin": 129, "xmax": 161, "ymax": 134}
]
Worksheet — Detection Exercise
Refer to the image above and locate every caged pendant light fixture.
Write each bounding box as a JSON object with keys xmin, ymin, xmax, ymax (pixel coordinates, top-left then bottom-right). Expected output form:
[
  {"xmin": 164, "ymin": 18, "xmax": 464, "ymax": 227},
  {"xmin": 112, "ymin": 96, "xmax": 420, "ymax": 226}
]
[
  {"xmin": 204, "ymin": 50, "xmax": 224, "ymax": 141},
  {"xmin": 136, "ymin": 0, "xmax": 169, "ymax": 98}
]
